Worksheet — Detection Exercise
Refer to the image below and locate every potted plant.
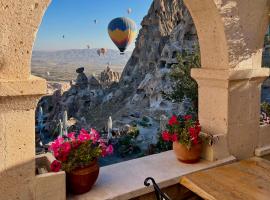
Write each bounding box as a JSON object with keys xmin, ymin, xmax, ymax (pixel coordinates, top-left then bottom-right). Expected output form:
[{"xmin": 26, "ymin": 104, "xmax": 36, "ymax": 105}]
[
  {"xmin": 162, "ymin": 115, "xmax": 202, "ymax": 163},
  {"xmin": 49, "ymin": 128, "xmax": 113, "ymax": 195}
]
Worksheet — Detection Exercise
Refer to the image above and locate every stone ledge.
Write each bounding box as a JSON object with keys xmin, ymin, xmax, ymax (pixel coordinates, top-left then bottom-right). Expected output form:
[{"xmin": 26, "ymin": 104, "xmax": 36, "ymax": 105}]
[
  {"xmin": 35, "ymin": 153, "xmax": 66, "ymax": 200},
  {"xmin": 192, "ymin": 68, "xmax": 270, "ymax": 81},
  {"xmin": 0, "ymin": 75, "xmax": 46, "ymax": 97},
  {"xmin": 68, "ymin": 151, "xmax": 235, "ymax": 200},
  {"xmin": 255, "ymin": 145, "xmax": 270, "ymax": 157}
]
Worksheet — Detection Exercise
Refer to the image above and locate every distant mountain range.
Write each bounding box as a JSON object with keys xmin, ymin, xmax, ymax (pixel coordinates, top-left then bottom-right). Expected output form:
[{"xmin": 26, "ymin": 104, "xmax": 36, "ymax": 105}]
[{"xmin": 31, "ymin": 49, "xmax": 131, "ymax": 81}]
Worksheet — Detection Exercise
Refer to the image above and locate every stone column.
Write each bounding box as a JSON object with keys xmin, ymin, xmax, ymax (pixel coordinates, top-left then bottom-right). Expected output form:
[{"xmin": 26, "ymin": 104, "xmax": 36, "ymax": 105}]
[
  {"xmin": 0, "ymin": 1, "xmax": 50, "ymax": 199},
  {"xmin": 192, "ymin": 68, "xmax": 269, "ymax": 160},
  {"xmin": 0, "ymin": 78, "xmax": 46, "ymax": 199},
  {"xmin": 184, "ymin": 0, "xmax": 270, "ymax": 160}
]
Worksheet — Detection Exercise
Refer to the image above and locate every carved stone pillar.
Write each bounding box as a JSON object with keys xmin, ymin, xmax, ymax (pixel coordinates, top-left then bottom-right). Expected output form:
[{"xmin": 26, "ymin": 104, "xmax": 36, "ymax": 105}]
[{"xmin": 0, "ymin": 77, "xmax": 46, "ymax": 199}]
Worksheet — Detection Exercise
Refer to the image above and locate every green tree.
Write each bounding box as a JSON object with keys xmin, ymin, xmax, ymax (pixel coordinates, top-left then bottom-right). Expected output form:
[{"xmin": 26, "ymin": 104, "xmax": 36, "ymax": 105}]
[{"xmin": 162, "ymin": 47, "xmax": 201, "ymax": 113}]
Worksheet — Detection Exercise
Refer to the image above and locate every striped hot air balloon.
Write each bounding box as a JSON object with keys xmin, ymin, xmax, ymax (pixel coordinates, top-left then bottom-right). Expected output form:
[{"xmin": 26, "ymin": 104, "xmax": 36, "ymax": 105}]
[{"xmin": 108, "ymin": 17, "xmax": 136, "ymax": 54}]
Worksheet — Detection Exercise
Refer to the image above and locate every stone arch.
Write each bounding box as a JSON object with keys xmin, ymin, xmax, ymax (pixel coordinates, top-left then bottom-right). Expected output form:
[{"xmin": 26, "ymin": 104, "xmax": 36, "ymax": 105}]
[
  {"xmin": 184, "ymin": 0, "xmax": 229, "ymax": 69},
  {"xmin": 185, "ymin": 0, "xmax": 270, "ymax": 70},
  {"xmin": 0, "ymin": 0, "xmax": 51, "ymax": 80}
]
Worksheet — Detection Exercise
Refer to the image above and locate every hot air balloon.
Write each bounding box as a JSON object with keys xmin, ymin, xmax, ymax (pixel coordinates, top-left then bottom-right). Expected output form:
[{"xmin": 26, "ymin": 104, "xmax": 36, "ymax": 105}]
[
  {"xmin": 127, "ymin": 8, "xmax": 132, "ymax": 14},
  {"xmin": 94, "ymin": 19, "xmax": 98, "ymax": 24},
  {"xmin": 100, "ymin": 48, "xmax": 107, "ymax": 55},
  {"xmin": 62, "ymin": 35, "xmax": 65, "ymax": 39},
  {"xmin": 108, "ymin": 17, "xmax": 136, "ymax": 54},
  {"xmin": 97, "ymin": 48, "xmax": 107, "ymax": 56}
]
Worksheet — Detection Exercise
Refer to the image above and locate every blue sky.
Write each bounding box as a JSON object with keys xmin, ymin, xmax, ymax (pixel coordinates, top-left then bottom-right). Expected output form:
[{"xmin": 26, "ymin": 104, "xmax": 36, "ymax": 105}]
[{"xmin": 33, "ymin": 0, "xmax": 153, "ymax": 51}]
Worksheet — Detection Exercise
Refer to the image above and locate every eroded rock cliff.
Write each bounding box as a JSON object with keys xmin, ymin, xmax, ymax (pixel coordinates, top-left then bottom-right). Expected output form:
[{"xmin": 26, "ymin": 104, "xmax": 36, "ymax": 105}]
[{"xmin": 98, "ymin": 0, "xmax": 197, "ymax": 120}]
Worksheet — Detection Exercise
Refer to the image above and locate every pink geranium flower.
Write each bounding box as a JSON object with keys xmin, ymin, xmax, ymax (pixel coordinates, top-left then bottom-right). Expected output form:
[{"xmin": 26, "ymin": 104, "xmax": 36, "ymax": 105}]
[
  {"xmin": 72, "ymin": 140, "xmax": 82, "ymax": 149},
  {"xmin": 80, "ymin": 128, "xmax": 89, "ymax": 135},
  {"xmin": 67, "ymin": 132, "xmax": 76, "ymax": 141},
  {"xmin": 60, "ymin": 142, "xmax": 71, "ymax": 154},
  {"xmin": 192, "ymin": 137, "xmax": 199, "ymax": 145},
  {"xmin": 188, "ymin": 127, "xmax": 196, "ymax": 136},
  {"xmin": 99, "ymin": 142, "xmax": 107, "ymax": 157},
  {"xmin": 184, "ymin": 115, "xmax": 192, "ymax": 121},
  {"xmin": 101, "ymin": 148, "xmax": 107, "ymax": 157},
  {"xmin": 49, "ymin": 136, "xmax": 64, "ymax": 156},
  {"xmin": 90, "ymin": 128, "xmax": 100, "ymax": 143},
  {"xmin": 78, "ymin": 130, "xmax": 91, "ymax": 142},
  {"xmin": 162, "ymin": 131, "xmax": 171, "ymax": 141},
  {"xmin": 50, "ymin": 160, "xmax": 62, "ymax": 172},
  {"xmin": 106, "ymin": 145, "xmax": 114, "ymax": 155},
  {"xmin": 168, "ymin": 115, "xmax": 179, "ymax": 126},
  {"xmin": 54, "ymin": 142, "xmax": 71, "ymax": 162},
  {"xmin": 171, "ymin": 133, "xmax": 178, "ymax": 142}
]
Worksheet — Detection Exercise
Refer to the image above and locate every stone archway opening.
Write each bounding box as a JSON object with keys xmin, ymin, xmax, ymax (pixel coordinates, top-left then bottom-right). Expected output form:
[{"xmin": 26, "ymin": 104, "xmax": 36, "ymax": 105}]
[{"xmin": 32, "ymin": 0, "xmax": 204, "ymax": 167}]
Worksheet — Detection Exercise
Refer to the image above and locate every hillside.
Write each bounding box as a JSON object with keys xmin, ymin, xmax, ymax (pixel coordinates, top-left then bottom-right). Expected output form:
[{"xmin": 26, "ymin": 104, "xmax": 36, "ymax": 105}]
[{"xmin": 31, "ymin": 49, "xmax": 131, "ymax": 81}]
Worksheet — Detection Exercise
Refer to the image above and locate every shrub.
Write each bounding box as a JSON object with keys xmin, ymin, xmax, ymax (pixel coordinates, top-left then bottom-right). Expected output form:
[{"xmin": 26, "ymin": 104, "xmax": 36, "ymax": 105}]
[{"xmin": 162, "ymin": 47, "xmax": 200, "ymax": 113}]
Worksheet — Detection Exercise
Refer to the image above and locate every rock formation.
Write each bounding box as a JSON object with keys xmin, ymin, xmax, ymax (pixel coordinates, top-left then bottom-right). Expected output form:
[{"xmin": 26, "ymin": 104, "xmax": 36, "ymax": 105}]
[
  {"xmin": 75, "ymin": 67, "xmax": 88, "ymax": 89},
  {"xmin": 89, "ymin": 75, "xmax": 102, "ymax": 89},
  {"xmin": 100, "ymin": 66, "xmax": 120, "ymax": 87}
]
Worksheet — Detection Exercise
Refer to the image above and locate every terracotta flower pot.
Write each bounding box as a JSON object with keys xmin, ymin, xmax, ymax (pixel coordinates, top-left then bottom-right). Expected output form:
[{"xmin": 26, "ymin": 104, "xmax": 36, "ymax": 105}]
[
  {"xmin": 66, "ymin": 159, "xmax": 100, "ymax": 195},
  {"xmin": 173, "ymin": 142, "xmax": 202, "ymax": 164}
]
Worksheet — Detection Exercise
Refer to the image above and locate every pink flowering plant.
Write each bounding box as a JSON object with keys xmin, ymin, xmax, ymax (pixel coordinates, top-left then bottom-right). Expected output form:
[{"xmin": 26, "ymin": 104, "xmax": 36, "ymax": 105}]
[
  {"xmin": 49, "ymin": 128, "xmax": 113, "ymax": 172},
  {"xmin": 162, "ymin": 115, "xmax": 202, "ymax": 149}
]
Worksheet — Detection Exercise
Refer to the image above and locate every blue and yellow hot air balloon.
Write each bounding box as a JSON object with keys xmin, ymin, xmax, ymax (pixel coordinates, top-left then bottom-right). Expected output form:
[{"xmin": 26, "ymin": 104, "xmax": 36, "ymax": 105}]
[{"xmin": 108, "ymin": 17, "xmax": 136, "ymax": 54}]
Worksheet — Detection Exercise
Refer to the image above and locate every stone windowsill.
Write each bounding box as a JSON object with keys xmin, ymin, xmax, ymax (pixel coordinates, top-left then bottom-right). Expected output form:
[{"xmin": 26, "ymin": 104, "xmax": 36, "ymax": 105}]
[{"xmin": 68, "ymin": 150, "xmax": 235, "ymax": 200}]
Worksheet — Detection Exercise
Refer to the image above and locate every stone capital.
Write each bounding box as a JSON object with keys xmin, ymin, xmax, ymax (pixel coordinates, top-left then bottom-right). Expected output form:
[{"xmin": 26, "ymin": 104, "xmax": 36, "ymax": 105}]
[
  {"xmin": 192, "ymin": 68, "xmax": 270, "ymax": 82},
  {"xmin": 0, "ymin": 76, "xmax": 46, "ymax": 110}
]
